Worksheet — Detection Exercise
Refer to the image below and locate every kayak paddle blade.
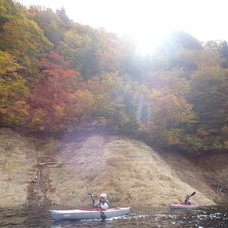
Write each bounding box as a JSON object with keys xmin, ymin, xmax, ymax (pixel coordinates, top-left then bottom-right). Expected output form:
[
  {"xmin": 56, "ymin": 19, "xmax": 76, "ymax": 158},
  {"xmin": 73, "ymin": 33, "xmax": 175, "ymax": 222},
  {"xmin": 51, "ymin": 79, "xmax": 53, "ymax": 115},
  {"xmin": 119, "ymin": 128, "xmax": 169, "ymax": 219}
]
[
  {"xmin": 88, "ymin": 193, "xmax": 93, "ymax": 198},
  {"xmin": 100, "ymin": 211, "xmax": 106, "ymax": 220},
  {"xmin": 190, "ymin": 192, "xmax": 196, "ymax": 197}
]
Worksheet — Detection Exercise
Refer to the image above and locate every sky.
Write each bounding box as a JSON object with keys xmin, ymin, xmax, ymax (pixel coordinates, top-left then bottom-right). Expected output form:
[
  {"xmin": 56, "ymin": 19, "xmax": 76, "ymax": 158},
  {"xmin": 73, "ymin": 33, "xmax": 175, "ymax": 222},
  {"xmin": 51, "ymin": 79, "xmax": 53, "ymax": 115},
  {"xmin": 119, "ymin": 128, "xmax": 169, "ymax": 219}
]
[{"xmin": 17, "ymin": 0, "xmax": 228, "ymax": 53}]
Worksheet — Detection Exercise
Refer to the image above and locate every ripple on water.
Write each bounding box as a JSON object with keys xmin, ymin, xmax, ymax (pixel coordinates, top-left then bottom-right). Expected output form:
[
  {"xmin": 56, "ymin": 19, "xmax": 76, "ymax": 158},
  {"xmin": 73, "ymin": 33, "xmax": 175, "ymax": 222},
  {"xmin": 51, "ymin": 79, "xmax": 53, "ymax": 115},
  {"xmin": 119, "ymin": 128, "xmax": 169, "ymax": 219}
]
[{"xmin": 0, "ymin": 206, "xmax": 227, "ymax": 227}]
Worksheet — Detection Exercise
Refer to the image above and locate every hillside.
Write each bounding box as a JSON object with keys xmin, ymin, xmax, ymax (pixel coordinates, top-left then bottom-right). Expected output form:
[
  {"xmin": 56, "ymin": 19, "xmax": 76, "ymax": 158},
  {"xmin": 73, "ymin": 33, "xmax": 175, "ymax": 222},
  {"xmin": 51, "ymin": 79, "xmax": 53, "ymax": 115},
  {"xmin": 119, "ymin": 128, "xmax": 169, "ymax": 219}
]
[
  {"xmin": 1, "ymin": 1, "xmax": 228, "ymax": 157},
  {"xmin": 0, "ymin": 128, "xmax": 227, "ymax": 208}
]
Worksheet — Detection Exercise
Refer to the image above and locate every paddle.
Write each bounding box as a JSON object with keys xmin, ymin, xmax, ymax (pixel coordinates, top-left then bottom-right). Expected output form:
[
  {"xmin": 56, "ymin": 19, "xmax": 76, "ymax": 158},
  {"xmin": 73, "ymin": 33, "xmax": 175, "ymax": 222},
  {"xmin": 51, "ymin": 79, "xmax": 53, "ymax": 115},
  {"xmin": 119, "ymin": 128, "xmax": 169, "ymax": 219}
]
[
  {"xmin": 88, "ymin": 193, "xmax": 106, "ymax": 220},
  {"xmin": 183, "ymin": 192, "xmax": 196, "ymax": 204}
]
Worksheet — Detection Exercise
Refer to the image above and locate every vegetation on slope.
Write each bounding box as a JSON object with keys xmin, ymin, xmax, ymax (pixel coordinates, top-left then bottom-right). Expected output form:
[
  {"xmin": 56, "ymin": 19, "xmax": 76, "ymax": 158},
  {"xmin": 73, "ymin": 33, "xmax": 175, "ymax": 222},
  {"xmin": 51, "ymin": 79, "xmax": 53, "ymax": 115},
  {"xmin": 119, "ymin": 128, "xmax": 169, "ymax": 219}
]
[{"xmin": 1, "ymin": 0, "xmax": 228, "ymax": 155}]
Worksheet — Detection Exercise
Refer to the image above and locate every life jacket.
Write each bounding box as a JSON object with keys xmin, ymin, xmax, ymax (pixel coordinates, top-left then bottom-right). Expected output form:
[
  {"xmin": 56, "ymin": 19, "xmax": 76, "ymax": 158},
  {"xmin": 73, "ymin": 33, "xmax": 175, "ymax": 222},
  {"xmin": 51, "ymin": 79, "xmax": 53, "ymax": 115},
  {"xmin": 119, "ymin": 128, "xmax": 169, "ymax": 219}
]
[
  {"xmin": 100, "ymin": 199, "xmax": 109, "ymax": 207},
  {"xmin": 102, "ymin": 199, "xmax": 109, "ymax": 206},
  {"xmin": 93, "ymin": 199, "xmax": 110, "ymax": 209}
]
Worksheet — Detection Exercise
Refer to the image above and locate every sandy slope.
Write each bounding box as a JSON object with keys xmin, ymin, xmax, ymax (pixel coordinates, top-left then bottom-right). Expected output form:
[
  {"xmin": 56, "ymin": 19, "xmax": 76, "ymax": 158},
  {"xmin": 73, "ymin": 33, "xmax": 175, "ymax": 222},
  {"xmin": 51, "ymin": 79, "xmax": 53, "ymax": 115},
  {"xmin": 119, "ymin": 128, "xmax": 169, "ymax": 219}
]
[{"xmin": 0, "ymin": 128, "xmax": 227, "ymax": 207}]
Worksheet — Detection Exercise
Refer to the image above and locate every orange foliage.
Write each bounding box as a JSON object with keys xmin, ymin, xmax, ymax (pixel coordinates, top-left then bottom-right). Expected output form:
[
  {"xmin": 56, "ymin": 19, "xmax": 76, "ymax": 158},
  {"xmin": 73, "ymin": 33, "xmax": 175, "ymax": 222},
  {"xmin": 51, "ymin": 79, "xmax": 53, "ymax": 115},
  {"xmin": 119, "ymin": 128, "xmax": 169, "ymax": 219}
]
[{"xmin": 28, "ymin": 51, "xmax": 93, "ymax": 131}]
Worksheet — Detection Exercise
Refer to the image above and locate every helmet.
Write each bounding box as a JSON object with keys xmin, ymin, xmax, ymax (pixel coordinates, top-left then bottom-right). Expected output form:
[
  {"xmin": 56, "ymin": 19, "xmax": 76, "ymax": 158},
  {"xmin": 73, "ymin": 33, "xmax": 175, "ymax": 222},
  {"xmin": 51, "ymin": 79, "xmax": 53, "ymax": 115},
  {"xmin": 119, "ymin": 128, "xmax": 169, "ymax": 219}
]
[{"xmin": 100, "ymin": 193, "xmax": 107, "ymax": 199}]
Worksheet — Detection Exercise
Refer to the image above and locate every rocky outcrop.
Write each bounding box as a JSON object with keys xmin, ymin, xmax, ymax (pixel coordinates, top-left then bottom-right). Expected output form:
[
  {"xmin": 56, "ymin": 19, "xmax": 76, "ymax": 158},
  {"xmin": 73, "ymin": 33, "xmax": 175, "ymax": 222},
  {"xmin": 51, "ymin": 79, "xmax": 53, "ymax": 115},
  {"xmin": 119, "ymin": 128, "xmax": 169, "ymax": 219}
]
[{"xmin": 0, "ymin": 128, "xmax": 227, "ymax": 207}]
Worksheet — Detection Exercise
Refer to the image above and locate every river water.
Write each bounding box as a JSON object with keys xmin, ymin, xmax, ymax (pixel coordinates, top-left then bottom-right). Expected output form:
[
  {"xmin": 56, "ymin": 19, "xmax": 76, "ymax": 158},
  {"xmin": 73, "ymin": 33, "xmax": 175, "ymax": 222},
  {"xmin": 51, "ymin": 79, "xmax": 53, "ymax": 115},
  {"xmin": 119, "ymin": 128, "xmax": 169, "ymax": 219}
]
[{"xmin": 0, "ymin": 206, "xmax": 227, "ymax": 228}]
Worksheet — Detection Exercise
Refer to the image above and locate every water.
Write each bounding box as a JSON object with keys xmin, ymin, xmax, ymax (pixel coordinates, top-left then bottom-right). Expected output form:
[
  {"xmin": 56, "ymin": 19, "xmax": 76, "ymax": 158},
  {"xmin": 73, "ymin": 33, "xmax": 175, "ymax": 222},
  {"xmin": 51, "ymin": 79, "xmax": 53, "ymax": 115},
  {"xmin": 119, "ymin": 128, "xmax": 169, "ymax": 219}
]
[{"xmin": 0, "ymin": 206, "xmax": 227, "ymax": 228}]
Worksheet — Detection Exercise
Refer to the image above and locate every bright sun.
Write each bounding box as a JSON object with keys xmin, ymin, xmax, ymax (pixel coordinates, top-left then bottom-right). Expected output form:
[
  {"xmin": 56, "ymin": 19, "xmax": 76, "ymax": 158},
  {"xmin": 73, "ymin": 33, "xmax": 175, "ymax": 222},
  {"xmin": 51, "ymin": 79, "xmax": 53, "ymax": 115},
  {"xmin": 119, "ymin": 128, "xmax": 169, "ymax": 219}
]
[
  {"xmin": 133, "ymin": 30, "xmax": 171, "ymax": 54},
  {"xmin": 18, "ymin": 0, "xmax": 228, "ymax": 55}
]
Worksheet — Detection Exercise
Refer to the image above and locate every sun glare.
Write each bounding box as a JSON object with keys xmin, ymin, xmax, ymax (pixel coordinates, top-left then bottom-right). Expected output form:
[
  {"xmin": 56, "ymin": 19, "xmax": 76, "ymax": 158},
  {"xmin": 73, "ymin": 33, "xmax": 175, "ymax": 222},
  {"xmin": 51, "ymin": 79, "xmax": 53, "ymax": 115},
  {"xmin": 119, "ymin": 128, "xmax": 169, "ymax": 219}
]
[
  {"xmin": 18, "ymin": 0, "xmax": 228, "ymax": 55},
  {"xmin": 133, "ymin": 30, "xmax": 170, "ymax": 55}
]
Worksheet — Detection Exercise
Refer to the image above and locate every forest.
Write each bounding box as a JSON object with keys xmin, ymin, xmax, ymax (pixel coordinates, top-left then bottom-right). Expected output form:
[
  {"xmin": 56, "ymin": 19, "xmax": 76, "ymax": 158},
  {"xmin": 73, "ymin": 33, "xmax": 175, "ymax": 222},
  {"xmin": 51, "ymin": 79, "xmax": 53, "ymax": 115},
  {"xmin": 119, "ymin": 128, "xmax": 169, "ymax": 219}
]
[{"xmin": 0, "ymin": 0, "xmax": 228, "ymax": 155}]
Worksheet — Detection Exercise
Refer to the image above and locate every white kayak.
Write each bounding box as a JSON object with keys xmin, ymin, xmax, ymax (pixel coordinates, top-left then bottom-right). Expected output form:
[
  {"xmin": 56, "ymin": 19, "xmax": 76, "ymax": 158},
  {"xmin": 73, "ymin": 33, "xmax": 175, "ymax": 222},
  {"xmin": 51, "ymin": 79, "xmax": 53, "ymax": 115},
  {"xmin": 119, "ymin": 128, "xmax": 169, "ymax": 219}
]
[
  {"xmin": 170, "ymin": 203, "xmax": 199, "ymax": 209},
  {"xmin": 50, "ymin": 207, "xmax": 131, "ymax": 220}
]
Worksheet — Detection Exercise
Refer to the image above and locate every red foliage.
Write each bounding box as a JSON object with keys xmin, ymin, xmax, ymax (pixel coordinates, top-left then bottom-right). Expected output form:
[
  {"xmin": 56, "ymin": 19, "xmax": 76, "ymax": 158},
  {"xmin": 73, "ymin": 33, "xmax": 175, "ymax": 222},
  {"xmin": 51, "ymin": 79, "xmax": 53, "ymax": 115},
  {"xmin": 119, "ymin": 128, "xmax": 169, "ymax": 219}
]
[{"xmin": 28, "ymin": 51, "xmax": 81, "ymax": 129}]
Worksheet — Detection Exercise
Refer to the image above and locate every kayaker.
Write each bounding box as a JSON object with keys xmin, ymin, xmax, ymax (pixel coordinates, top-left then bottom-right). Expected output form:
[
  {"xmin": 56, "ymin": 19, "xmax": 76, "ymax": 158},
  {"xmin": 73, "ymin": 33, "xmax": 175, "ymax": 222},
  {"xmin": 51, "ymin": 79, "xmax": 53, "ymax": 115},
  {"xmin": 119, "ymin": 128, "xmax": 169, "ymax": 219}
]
[
  {"xmin": 183, "ymin": 194, "xmax": 192, "ymax": 205},
  {"xmin": 92, "ymin": 193, "xmax": 110, "ymax": 210}
]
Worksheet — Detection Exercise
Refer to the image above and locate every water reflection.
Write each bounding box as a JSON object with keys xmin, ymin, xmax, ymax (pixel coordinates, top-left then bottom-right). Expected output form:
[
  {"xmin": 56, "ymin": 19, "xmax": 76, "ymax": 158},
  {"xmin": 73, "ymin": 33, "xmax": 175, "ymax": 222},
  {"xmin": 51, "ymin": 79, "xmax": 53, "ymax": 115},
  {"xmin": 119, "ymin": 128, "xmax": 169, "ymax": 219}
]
[
  {"xmin": 0, "ymin": 206, "xmax": 227, "ymax": 227},
  {"xmin": 51, "ymin": 206, "xmax": 228, "ymax": 228}
]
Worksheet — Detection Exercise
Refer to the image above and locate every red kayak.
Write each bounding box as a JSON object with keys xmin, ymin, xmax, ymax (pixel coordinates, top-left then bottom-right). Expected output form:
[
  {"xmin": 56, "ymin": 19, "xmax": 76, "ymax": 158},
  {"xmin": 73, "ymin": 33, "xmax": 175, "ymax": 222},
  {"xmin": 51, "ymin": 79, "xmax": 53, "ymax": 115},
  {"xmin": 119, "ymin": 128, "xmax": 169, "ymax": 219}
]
[{"xmin": 170, "ymin": 203, "xmax": 199, "ymax": 209}]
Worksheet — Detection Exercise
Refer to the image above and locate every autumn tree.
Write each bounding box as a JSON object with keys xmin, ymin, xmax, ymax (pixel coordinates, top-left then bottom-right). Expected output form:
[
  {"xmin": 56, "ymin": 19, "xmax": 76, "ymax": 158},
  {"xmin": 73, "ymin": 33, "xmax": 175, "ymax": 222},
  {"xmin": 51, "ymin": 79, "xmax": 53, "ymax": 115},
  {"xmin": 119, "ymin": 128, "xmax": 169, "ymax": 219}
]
[
  {"xmin": 187, "ymin": 66, "xmax": 228, "ymax": 152},
  {"xmin": 28, "ymin": 51, "xmax": 93, "ymax": 131},
  {"xmin": 0, "ymin": 51, "xmax": 30, "ymax": 127},
  {"xmin": 0, "ymin": 0, "xmax": 52, "ymax": 80}
]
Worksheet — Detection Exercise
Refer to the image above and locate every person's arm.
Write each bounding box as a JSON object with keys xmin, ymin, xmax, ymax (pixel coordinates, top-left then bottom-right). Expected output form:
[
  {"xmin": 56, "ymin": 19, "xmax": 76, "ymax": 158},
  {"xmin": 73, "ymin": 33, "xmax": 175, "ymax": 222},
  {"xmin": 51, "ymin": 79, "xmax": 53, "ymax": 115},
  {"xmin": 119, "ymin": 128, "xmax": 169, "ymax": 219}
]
[
  {"xmin": 183, "ymin": 195, "xmax": 190, "ymax": 204},
  {"xmin": 92, "ymin": 200, "xmax": 100, "ymax": 208}
]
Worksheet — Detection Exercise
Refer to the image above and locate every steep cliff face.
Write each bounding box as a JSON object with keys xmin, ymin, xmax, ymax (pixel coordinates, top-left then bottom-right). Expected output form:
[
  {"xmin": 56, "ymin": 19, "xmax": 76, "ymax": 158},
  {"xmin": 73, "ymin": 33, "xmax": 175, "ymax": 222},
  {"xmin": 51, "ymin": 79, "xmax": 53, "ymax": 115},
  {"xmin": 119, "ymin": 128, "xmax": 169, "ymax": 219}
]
[
  {"xmin": 0, "ymin": 128, "xmax": 37, "ymax": 207},
  {"xmin": 0, "ymin": 128, "xmax": 227, "ymax": 207}
]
